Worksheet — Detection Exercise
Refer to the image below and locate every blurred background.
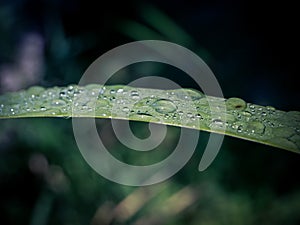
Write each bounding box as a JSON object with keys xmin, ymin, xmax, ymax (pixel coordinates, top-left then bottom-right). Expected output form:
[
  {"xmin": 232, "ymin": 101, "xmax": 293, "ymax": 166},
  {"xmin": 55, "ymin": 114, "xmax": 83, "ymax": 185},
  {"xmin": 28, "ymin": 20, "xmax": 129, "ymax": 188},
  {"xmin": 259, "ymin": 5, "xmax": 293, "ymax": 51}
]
[{"xmin": 0, "ymin": 0, "xmax": 299, "ymax": 224}]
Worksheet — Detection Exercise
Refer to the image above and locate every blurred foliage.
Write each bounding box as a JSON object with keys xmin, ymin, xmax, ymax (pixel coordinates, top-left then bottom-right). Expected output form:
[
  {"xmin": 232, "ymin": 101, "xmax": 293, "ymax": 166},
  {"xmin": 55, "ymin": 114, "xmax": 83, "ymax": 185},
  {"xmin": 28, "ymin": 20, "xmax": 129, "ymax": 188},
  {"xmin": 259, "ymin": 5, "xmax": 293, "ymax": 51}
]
[{"xmin": 0, "ymin": 0, "xmax": 299, "ymax": 225}]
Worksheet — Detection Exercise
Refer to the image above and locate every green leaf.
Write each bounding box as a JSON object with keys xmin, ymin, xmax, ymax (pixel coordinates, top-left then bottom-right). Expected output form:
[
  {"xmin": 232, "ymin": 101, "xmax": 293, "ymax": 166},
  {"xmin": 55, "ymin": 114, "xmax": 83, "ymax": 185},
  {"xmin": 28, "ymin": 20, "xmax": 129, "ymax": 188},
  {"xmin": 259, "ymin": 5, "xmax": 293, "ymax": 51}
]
[{"xmin": 0, "ymin": 84, "xmax": 299, "ymax": 153}]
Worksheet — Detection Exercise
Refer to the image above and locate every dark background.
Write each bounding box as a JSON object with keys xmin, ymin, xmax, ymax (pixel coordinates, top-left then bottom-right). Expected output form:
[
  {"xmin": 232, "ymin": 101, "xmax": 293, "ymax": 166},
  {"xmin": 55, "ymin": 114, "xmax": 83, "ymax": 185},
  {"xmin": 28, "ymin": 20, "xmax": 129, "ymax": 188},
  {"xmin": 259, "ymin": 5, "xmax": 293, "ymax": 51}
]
[{"xmin": 0, "ymin": 0, "xmax": 299, "ymax": 225}]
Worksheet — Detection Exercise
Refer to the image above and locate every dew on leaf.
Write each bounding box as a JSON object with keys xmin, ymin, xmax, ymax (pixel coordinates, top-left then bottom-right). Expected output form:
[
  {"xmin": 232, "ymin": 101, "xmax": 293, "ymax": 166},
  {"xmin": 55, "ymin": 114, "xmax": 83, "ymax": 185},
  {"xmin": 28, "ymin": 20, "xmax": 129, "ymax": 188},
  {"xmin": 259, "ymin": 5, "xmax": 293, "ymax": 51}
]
[
  {"xmin": 173, "ymin": 89, "xmax": 204, "ymax": 100},
  {"xmin": 130, "ymin": 90, "xmax": 140, "ymax": 100},
  {"xmin": 51, "ymin": 99, "xmax": 67, "ymax": 107},
  {"xmin": 151, "ymin": 99, "xmax": 177, "ymax": 114},
  {"xmin": 245, "ymin": 121, "xmax": 265, "ymax": 135},
  {"xmin": 226, "ymin": 97, "xmax": 246, "ymax": 111},
  {"xmin": 27, "ymin": 86, "xmax": 45, "ymax": 96},
  {"xmin": 209, "ymin": 119, "xmax": 225, "ymax": 129}
]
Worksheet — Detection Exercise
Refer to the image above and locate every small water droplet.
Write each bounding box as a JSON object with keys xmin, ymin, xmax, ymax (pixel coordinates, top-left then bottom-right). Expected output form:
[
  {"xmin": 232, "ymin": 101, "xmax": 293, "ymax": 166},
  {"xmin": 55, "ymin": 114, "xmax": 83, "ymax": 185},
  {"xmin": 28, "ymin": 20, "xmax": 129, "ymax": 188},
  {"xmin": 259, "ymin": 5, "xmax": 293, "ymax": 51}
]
[
  {"xmin": 195, "ymin": 113, "xmax": 203, "ymax": 119},
  {"xmin": 151, "ymin": 99, "xmax": 177, "ymax": 114},
  {"xmin": 261, "ymin": 111, "xmax": 267, "ymax": 116},
  {"xmin": 51, "ymin": 99, "xmax": 66, "ymax": 107},
  {"xmin": 210, "ymin": 119, "xmax": 225, "ymax": 129},
  {"xmin": 241, "ymin": 111, "xmax": 252, "ymax": 117},
  {"xmin": 59, "ymin": 91, "xmax": 67, "ymax": 98},
  {"xmin": 237, "ymin": 125, "xmax": 243, "ymax": 133},
  {"xmin": 187, "ymin": 112, "xmax": 193, "ymax": 117},
  {"xmin": 122, "ymin": 107, "xmax": 130, "ymax": 112},
  {"xmin": 131, "ymin": 90, "xmax": 140, "ymax": 99},
  {"xmin": 98, "ymin": 87, "xmax": 106, "ymax": 96},
  {"xmin": 266, "ymin": 106, "xmax": 276, "ymax": 111}
]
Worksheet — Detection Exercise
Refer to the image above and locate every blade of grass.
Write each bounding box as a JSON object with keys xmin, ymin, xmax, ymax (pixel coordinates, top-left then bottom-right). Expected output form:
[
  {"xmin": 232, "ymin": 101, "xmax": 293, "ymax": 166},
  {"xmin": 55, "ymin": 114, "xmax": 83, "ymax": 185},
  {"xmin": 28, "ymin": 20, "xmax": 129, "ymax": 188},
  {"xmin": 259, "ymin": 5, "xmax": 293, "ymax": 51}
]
[{"xmin": 0, "ymin": 84, "xmax": 299, "ymax": 153}]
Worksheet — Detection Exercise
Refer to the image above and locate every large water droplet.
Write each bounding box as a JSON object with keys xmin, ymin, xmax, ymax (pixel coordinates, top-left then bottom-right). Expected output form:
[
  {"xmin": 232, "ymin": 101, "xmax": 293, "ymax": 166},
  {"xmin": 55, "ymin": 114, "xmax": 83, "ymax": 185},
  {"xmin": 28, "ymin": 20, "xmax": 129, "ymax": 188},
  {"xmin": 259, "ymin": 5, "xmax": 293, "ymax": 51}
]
[
  {"xmin": 245, "ymin": 121, "xmax": 265, "ymax": 134},
  {"xmin": 151, "ymin": 99, "xmax": 177, "ymax": 114},
  {"xmin": 173, "ymin": 89, "xmax": 204, "ymax": 100},
  {"xmin": 226, "ymin": 97, "xmax": 246, "ymax": 111},
  {"xmin": 27, "ymin": 86, "xmax": 45, "ymax": 96}
]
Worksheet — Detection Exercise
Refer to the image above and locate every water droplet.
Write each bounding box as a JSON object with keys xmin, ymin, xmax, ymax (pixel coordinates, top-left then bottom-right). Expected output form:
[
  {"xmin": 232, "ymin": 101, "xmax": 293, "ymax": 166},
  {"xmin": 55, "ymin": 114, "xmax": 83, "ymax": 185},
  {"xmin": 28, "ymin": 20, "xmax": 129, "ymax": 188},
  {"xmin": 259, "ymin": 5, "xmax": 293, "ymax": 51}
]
[
  {"xmin": 187, "ymin": 112, "xmax": 193, "ymax": 117},
  {"xmin": 246, "ymin": 121, "xmax": 265, "ymax": 134},
  {"xmin": 195, "ymin": 113, "xmax": 203, "ymax": 119},
  {"xmin": 237, "ymin": 125, "xmax": 243, "ymax": 133},
  {"xmin": 174, "ymin": 89, "xmax": 204, "ymax": 100},
  {"xmin": 98, "ymin": 87, "xmax": 106, "ymax": 96},
  {"xmin": 151, "ymin": 99, "xmax": 177, "ymax": 114},
  {"xmin": 40, "ymin": 106, "xmax": 46, "ymax": 111},
  {"xmin": 122, "ymin": 107, "xmax": 130, "ymax": 112},
  {"xmin": 27, "ymin": 86, "xmax": 45, "ymax": 96},
  {"xmin": 51, "ymin": 99, "xmax": 66, "ymax": 107},
  {"xmin": 226, "ymin": 97, "xmax": 246, "ymax": 111},
  {"xmin": 110, "ymin": 89, "xmax": 116, "ymax": 94},
  {"xmin": 225, "ymin": 113, "xmax": 236, "ymax": 123},
  {"xmin": 209, "ymin": 119, "xmax": 225, "ymax": 129},
  {"xmin": 261, "ymin": 111, "xmax": 267, "ymax": 116},
  {"xmin": 249, "ymin": 104, "xmax": 255, "ymax": 109},
  {"xmin": 178, "ymin": 111, "xmax": 184, "ymax": 116},
  {"xmin": 241, "ymin": 111, "xmax": 252, "ymax": 117},
  {"xmin": 131, "ymin": 90, "xmax": 139, "ymax": 99},
  {"xmin": 266, "ymin": 106, "xmax": 276, "ymax": 111},
  {"xmin": 117, "ymin": 88, "xmax": 124, "ymax": 93},
  {"xmin": 59, "ymin": 91, "xmax": 67, "ymax": 98}
]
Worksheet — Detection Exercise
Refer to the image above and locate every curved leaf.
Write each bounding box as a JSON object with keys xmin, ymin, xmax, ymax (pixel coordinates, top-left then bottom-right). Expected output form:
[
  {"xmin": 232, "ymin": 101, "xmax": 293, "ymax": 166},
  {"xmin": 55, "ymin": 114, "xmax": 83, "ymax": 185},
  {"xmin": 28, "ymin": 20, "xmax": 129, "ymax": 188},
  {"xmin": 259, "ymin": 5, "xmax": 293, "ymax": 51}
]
[{"xmin": 0, "ymin": 84, "xmax": 299, "ymax": 153}]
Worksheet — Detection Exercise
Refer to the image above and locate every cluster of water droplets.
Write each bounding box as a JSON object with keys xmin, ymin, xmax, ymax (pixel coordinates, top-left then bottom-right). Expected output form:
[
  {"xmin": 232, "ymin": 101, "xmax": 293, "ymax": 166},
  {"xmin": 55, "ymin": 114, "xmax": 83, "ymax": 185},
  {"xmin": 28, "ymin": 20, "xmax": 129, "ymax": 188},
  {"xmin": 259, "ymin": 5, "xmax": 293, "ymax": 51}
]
[{"xmin": 0, "ymin": 84, "xmax": 299, "ymax": 151}]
